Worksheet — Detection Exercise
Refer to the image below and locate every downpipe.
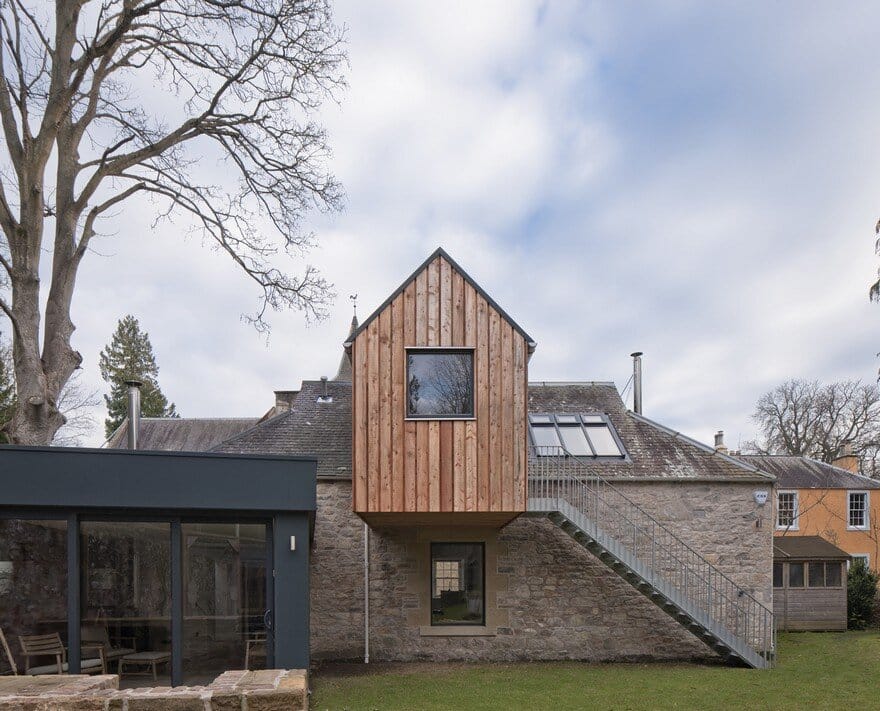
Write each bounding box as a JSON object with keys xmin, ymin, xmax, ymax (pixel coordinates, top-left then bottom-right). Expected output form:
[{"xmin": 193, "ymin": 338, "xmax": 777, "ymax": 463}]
[{"xmin": 363, "ymin": 522, "xmax": 370, "ymax": 664}]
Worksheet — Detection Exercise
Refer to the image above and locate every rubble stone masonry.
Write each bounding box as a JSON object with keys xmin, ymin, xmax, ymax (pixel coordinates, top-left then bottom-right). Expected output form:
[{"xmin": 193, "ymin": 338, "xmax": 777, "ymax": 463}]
[{"xmin": 311, "ymin": 479, "xmax": 773, "ymax": 663}]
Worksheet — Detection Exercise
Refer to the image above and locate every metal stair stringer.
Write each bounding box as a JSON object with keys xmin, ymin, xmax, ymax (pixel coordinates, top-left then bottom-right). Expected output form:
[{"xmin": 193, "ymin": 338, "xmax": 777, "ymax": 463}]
[{"xmin": 527, "ymin": 494, "xmax": 773, "ymax": 669}]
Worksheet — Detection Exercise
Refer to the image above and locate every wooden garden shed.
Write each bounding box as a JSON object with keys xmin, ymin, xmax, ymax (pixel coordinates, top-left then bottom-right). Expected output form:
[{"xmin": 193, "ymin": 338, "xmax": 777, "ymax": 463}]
[{"xmin": 773, "ymin": 536, "xmax": 850, "ymax": 631}]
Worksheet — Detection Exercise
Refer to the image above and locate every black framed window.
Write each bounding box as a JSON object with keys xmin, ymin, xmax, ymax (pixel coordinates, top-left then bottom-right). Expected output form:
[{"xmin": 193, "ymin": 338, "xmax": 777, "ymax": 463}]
[
  {"xmin": 529, "ymin": 413, "xmax": 626, "ymax": 458},
  {"xmin": 430, "ymin": 543, "xmax": 484, "ymax": 626},
  {"xmin": 407, "ymin": 349, "xmax": 474, "ymax": 419}
]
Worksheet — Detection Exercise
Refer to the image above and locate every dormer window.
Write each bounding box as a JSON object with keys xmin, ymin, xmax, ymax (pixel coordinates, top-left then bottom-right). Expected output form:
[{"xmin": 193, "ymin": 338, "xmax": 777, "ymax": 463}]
[
  {"xmin": 406, "ymin": 348, "xmax": 475, "ymax": 419},
  {"xmin": 529, "ymin": 413, "xmax": 625, "ymax": 458}
]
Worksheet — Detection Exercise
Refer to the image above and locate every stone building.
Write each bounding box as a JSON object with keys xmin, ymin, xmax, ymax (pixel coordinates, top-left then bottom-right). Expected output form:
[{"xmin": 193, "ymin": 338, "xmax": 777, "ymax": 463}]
[{"xmin": 207, "ymin": 248, "xmax": 777, "ymax": 668}]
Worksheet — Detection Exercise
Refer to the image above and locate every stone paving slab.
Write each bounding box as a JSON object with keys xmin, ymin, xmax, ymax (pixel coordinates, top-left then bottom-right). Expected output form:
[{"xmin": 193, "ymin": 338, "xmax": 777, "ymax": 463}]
[{"xmin": 0, "ymin": 669, "xmax": 307, "ymax": 710}]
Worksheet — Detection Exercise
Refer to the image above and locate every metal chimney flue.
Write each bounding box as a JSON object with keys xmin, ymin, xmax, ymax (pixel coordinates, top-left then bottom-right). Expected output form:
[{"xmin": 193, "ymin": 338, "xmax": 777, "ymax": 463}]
[
  {"xmin": 630, "ymin": 352, "xmax": 643, "ymax": 414},
  {"xmin": 317, "ymin": 375, "xmax": 331, "ymax": 403},
  {"xmin": 125, "ymin": 380, "xmax": 143, "ymax": 450}
]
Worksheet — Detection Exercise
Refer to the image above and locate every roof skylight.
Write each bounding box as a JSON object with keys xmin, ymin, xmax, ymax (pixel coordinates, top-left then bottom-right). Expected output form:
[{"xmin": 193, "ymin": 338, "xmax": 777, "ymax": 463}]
[{"xmin": 528, "ymin": 413, "xmax": 626, "ymax": 459}]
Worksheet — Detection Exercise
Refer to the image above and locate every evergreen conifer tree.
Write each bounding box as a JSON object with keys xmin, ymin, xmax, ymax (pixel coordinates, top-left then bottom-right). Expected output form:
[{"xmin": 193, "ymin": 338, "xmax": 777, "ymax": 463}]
[
  {"xmin": 848, "ymin": 559, "xmax": 879, "ymax": 629},
  {"xmin": 100, "ymin": 316, "xmax": 178, "ymax": 438}
]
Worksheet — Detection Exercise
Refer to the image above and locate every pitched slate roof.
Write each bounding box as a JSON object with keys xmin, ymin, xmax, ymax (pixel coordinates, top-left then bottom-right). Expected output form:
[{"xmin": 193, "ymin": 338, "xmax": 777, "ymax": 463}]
[
  {"xmin": 212, "ymin": 379, "xmax": 352, "ymax": 479},
  {"xmin": 528, "ymin": 382, "xmax": 773, "ymax": 481},
  {"xmin": 210, "ymin": 379, "xmax": 771, "ymax": 482},
  {"xmin": 740, "ymin": 455, "xmax": 880, "ymax": 490},
  {"xmin": 106, "ymin": 417, "xmax": 259, "ymax": 452},
  {"xmin": 774, "ymin": 535, "xmax": 851, "ymax": 560}
]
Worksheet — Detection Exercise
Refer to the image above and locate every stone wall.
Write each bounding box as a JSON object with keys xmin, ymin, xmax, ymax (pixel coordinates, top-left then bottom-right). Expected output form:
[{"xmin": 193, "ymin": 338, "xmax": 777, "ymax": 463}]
[
  {"xmin": 311, "ymin": 481, "xmax": 365, "ymax": 660},
  {"xmin": 310, "ymin": 479, "xmax": 773, "ymax": 663}
]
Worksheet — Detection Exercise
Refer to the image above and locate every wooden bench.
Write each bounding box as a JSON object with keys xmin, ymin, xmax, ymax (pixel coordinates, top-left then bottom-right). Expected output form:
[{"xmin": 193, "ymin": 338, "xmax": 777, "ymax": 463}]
[{"xmin": 118, "ymin": 651, "xmax": 171, "ymax": 680}]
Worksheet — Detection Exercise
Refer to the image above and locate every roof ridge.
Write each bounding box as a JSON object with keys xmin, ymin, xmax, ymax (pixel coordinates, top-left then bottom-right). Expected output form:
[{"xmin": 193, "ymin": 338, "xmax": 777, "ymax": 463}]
[
  {"xmin": 628, "ymin": 412, "xmax": 775, "ymax": 481},
  {"xmin": 744, "ymin": 453, "xmax": 880, "ymax": 485},
  {"xmin": 139, "ymin": 416, "xmax": 259, "ymax": 421}
]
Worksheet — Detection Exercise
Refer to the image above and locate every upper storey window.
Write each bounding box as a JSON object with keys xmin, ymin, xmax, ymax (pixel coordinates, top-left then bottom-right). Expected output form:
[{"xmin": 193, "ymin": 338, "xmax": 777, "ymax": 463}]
[
  {"xmin": 529, "ymin": 413, "xmax": 625, "ymax": 458},
  {"xmin": 406, "ymin": 349, "xmax": 474, "ymax": 419}
]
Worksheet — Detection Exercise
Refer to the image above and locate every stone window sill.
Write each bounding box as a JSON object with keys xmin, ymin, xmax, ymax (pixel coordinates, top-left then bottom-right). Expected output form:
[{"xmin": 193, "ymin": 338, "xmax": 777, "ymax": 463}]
[{"xmin": 419, "ymin": 625, "xmax": 496, "ymax": 637}]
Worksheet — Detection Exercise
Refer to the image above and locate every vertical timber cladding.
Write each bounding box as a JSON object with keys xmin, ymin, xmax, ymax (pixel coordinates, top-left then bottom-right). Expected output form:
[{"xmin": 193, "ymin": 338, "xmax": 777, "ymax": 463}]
[{"xmin": 352, "ymin": 251, "xmax": 531, "ymax": 519}]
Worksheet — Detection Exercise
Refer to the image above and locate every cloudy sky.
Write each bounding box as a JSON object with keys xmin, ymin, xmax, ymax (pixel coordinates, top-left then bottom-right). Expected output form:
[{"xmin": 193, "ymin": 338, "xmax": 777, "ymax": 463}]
[{"xmin": 62, "ymin": 1, "xmax": 880, "ymax": 447}]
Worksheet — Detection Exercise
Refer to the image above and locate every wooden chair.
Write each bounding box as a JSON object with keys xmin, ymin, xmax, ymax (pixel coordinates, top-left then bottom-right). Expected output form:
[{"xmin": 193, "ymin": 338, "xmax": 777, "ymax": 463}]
[
  {"xmin": 244, "ymin": 632, "xmax": 267, "ymax": 670},
  {"xmin": 0, "ymin": 627, "xmax": 17, "ymax": 675},
  {"xmin": 81, "ymin": 624, "xmax": 137, "ymax": 671},
  {"xmin": 18, "ymin": 632, "xmax": 106, "ymax": 676}
]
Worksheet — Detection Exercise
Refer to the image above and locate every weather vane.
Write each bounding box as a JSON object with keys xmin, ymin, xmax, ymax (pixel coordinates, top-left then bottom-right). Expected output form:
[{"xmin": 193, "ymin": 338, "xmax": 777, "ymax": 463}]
[{"xmin": 349, "ymin": 293, "xmax": 358, "ymax": 318}]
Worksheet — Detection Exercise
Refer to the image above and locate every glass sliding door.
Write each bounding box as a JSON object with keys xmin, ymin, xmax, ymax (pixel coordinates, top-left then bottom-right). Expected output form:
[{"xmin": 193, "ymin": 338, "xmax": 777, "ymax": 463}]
[
  {"xmin": 0, "ymin": 519, "xmax": 68, "ymax": 675},
  {"xmin": 80, "ymin": 522, "xmax": 172, "ymax": 683},
  {"xmin": 182, "ymin": 522, "xmax": 268, "ymax": 684}
]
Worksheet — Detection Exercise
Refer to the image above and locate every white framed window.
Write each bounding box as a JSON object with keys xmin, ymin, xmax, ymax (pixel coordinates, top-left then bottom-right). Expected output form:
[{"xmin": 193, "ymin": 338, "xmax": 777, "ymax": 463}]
[
  {"xmin": 849, "ymin": 554, "xmax": 870, "ymax": 571},
  {"xmin": 433, "ymin": 560, "xmax": 461, "ymax": 593},
  {"xmin": 776, "ymin": 491, "xmax": 799, "ymax": 530},
  {"xmin": 847, "ymin": 491, "xmax": 869, "ymax": 530}
]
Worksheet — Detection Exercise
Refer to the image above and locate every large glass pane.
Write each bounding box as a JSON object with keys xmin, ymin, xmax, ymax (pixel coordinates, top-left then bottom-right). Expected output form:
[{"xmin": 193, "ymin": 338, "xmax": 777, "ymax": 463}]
[
  {"xmin": 826, "ymin": 562, "xmax": 842, "ymax": 587},
  {"xmin": 182, "ymin": 523, "xmax": 267, "ymax": 684},
  {"xmin": 430, "ymin": 543, "xmax": 484, "ymax": 626},
  {"xmin": 555, "ymin": 415, "xmax": 579, "ymax": 424},
  {"xmin": 81, "ymin": 522, "xmax": 171, "ymax": 684},
  {"xmin": 558, "ymin": 425, "xmax": 592, "ymax": 456},
  {"xmin": 407, "ymin": 350, "xmax": 474, "ymax": 417},
  {"xmin": 0, "ymin": 519, "xmax": 67, "ymax": 675},
  {"xmin": 808, "ymin": 562, "xmax": 825, "ymax": 587},
  {"xmin": 530, "ymin": 424, "xmax": 561, "ymax": 453},
  {"xmin": 788, "ymin": 562, "xmax": 805, "ymax": 587},
  {"xmin": 586, "ymin": 425, "xmax": 623, "ymax": 457},
  {"xmin": 581, "ymin": 415, "xmax": 606, "ymax": 424}
]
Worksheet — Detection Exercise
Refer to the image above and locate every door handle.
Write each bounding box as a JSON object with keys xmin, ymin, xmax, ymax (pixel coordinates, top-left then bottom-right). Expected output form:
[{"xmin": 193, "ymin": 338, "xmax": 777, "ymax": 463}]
[{"xmin": 263, "ymin": 609, "xmax": 273, "ymax": 631}]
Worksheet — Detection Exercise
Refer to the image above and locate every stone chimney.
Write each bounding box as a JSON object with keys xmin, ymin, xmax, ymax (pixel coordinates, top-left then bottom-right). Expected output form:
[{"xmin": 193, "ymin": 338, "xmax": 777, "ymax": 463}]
[
  {"xmin": 273, "ymin": 390, "xmax": 300, "ymax": 415},
  {"xmin": 714, "ymin": 430, "xmax": 728, "ymax": 454},
  {"xmin": 832, "ymin": 441, "xmax": 860, "ymax": 474}
]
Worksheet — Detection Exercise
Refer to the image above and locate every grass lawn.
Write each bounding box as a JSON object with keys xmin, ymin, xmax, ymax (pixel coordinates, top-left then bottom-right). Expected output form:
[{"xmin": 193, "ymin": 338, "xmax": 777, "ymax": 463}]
[{"xmin": 310, "ymin": 632, "xmax": 880, "ymax": 710}]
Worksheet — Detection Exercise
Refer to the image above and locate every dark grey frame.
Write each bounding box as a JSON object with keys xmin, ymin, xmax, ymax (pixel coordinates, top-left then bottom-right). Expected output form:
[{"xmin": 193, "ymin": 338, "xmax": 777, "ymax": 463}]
[
  {"xmin": 0, "ymin": 446, "xmax": 316, "ymax": 685},
  {"xmin": 528, "ymin": 412, "xmax": 629, "ymax": 460},
  {"xmin": 429, "ymin": 541, "xmax": 485, "ymax": 626},
  {"xmin": 405, "ymin": 347, "xmax": 476, "ymax": 420}
]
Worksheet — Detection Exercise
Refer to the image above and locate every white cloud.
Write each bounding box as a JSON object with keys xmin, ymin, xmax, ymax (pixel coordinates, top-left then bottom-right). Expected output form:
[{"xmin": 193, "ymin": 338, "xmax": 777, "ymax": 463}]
[{"xmin": 26, "ymin": 1, "xmax": 880, "ymax": 454}]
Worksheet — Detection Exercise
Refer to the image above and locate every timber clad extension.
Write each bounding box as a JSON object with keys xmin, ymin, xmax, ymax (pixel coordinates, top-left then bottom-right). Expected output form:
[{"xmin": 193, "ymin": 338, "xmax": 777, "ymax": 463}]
[{"xmin": 349, "ymin": 249, "xmax": 532, "ymax": 525}]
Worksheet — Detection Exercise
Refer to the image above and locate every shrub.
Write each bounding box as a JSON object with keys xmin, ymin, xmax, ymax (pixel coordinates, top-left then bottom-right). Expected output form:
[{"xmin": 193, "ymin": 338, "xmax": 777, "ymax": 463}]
[{"xmin": 848, "ymin": 560, "xmax": 879, "ymax": 629}]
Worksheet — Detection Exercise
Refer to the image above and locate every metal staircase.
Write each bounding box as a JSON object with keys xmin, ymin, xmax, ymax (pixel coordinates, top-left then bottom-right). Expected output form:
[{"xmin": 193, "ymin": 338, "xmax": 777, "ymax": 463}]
[{"xmin": 527, "ymin": 450, "xmax": 775, "ymax": 669}]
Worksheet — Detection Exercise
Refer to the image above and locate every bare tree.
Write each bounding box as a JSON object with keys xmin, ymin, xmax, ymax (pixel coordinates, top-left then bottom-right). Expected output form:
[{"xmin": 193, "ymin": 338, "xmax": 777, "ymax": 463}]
[
  {"xmin": 872, "ymin": 218, "xmax": 880, "ymax": 303},
  {"xmin": 744, "ymin": 378, "xmax": 880, "ymax": 474},
  {"xmin": 51, "ymin": 368, "xmax": 99, "ymax": 446},
  {"xmin": 0, "ymin": 1, "xmax": 345, "ymax": 444},
  {"xmin": 1, "ymin": 331, "xmax": 98, "ymax": 444}
]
